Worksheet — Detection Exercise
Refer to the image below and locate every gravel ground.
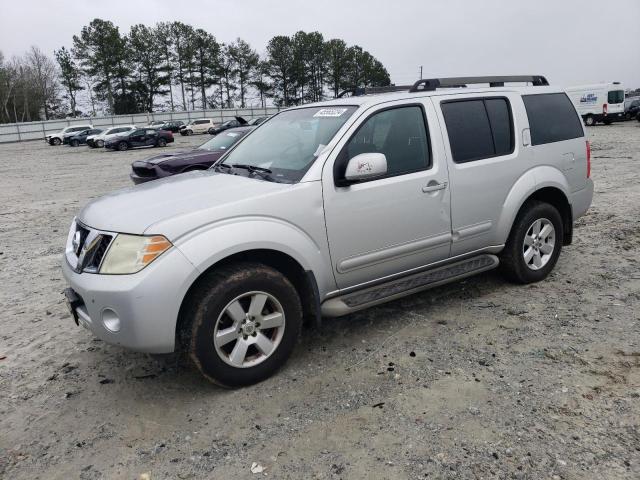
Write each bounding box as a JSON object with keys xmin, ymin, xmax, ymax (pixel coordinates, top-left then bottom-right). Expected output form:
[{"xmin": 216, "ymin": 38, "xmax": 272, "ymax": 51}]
[{"xmin": 1, "ymin": 123, "xmax": 639, "ymax": 480}]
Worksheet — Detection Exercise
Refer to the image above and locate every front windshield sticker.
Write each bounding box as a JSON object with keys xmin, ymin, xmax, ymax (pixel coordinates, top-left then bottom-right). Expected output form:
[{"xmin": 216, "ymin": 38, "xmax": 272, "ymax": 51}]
[{"xmin": 313, "ymin": 108, "xmax": 349, "ymax": 118}]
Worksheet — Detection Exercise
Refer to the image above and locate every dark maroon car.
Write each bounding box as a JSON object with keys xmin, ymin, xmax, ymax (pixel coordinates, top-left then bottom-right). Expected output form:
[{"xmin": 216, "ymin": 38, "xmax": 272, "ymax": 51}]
[{"xmin": 130, "ymin": 126, "xmax": 253, "ymax": 184}]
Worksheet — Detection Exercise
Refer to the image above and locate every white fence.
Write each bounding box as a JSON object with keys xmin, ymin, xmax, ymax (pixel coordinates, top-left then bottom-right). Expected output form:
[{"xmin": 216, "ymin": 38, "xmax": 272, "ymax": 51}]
[{"xmin": 0, "ymin": 106, "xmax": 281, "ymax": 143}]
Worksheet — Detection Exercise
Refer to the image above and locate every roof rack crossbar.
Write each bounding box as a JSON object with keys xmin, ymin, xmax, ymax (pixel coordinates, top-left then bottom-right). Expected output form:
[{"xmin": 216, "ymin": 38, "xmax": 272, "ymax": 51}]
[{"xmin": 410, "ymin": 75, "xmax": 549, "ymax": 92}]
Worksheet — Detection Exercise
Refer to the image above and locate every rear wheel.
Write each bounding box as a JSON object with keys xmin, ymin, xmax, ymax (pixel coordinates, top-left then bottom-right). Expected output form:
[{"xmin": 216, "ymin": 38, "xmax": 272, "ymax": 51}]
[
  {"xmin": 584, "ymin": 115, "xmax": 596, "ymax": 127},
  {"xmin": 500, "ymin": 201, "xmax": 563, "ymax": 284},
  {"xmin": 117, "ymin": 141, "xmax": 128, "ymax": 151},
  {"xmin": 183, "ymin": 262, "xmax": 302, "ymax": 387}
]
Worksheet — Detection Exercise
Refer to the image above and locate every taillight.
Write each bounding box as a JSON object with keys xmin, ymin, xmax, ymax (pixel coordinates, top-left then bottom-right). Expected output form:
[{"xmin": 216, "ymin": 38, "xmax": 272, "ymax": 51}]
[
  {"xmin": 586, "ymin": 140, "xmax": 591, "ymax": 178},
  {"xmin": 603, "ymin": 103, "xmax": 608, "ymax": 114}
]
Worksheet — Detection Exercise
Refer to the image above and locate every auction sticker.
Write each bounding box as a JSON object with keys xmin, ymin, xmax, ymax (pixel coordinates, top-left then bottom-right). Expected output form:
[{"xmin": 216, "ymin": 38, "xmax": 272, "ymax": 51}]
[{"xmin": 313, "ymin": 108, "xmax": 349, "ymax": 118}]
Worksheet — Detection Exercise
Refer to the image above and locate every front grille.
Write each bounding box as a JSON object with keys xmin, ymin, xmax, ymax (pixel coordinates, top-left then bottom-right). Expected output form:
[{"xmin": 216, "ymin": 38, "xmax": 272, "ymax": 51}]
[
  {"xmin": 66, "ymin": 221, "xmax": 114, "ymax": 273},
  {"xmin": 132, "ymin": 164, "xmax": 156, "ymax": 177}
]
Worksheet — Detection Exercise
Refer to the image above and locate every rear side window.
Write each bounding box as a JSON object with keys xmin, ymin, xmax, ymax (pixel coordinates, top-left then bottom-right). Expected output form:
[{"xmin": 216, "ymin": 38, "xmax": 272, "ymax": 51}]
[
  {"xmin": 522, "ymin": 93, "xmax": 583, "ymax": 145},
  {"xmin": 608, "ymin": 90, "xmax": 624, "ymax": 104},
  {"xmin": 441, "ymin": 98, "xmax": 514, "ymax": 163}
]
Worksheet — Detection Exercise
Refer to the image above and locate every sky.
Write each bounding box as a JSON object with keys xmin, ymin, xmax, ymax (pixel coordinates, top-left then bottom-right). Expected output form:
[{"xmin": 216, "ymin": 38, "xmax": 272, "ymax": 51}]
[{"xmin": 1, "ymin": 0, "xmax": 639, "ymax": 89}]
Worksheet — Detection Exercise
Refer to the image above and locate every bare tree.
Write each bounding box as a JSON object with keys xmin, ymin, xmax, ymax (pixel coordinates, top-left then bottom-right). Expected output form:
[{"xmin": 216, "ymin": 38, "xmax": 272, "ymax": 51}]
[{"xmin": 26, "ymin": 46, "xmax": 59, "ymax": 120}]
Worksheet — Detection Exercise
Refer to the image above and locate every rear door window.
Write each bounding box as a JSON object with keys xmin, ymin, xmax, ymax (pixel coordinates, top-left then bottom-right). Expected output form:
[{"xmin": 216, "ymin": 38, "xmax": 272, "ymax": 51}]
[
  {"xmin": 522, "ymin": 93, "xmax": 583, "ymax": 145},
  {"xmin": 608, "ymin": 90, "xmax": 624, "ymax": 104},
  {"xmin": 441, "ymin": 97, "xmax": 514, "ymax": 163}
]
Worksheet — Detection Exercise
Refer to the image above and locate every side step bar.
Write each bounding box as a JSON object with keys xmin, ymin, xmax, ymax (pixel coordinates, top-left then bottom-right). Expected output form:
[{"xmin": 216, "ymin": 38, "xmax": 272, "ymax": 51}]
[{"xmin": 321, "ymin": 254, "xmax": 499, "ymax": 317}]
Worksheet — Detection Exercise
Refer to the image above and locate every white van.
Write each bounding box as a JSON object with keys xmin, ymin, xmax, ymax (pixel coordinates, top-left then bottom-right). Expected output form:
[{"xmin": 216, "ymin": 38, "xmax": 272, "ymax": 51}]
[{"xmin": 566, "ymin": 82, "xmax": 625, "ymax": 126}]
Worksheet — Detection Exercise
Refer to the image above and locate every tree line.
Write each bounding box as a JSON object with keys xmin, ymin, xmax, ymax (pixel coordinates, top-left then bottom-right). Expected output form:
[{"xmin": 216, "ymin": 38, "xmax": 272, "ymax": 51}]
[{"xmin": 0, "ymin": 19, "xmax": 391, "ymax": 123}]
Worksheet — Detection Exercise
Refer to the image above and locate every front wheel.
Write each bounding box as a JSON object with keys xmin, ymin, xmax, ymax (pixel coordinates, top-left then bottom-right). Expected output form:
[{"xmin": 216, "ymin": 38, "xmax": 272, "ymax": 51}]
[
  {"xmin": 51, "ymin": 137, "xmax": 61, "ymax": 146},
  {"xmin": 117, "ymin": 141, "xmax": 128, "ymax": 151},
  {"xmin": 183, "ymin": 262, "xmax": 302, "ymax": 387},
  {"xmin": 499, "ymin": 201, "xmax": 563, "ymax": 284},
  {"xmin": 70, "ymin": 139, "xmax": 80, "ymax": 147},
  {"xmin": 96, "ymin": 140, "xmax": 104, "ymax": 148},
  {"xmin": 157, "ymin": 138, "xmax": 167, "ymax": 147}
]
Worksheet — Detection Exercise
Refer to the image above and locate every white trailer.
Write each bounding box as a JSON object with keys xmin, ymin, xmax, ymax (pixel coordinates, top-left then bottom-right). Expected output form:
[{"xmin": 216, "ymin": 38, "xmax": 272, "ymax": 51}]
[{"xmin": 566, "ymin": 82, "xmax": 625, "ymax": 126}]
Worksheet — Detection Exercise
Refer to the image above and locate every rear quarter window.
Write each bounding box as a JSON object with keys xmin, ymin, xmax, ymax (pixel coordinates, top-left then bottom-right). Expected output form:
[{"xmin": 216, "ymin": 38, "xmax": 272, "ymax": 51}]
[{"xmin": 522, "ymin": 93, "xmax": 583, "ymax": 145}]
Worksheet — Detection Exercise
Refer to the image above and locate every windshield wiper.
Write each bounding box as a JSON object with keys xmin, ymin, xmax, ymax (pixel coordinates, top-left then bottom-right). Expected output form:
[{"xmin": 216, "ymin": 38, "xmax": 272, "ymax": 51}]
[
  {"xmin": 213, "ymin": 163, "xmax": 232, "ymax": 173},
  {"xmin": 231, "ymin": 163, "xmax": 272, "ymax": 174}
]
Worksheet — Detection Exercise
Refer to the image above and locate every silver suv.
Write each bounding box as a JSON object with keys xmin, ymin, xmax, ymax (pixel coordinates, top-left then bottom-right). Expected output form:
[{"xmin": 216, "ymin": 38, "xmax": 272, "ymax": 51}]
[{"xmin": 62, "ymin": 76, "xmax": 593, "ymax": 387}]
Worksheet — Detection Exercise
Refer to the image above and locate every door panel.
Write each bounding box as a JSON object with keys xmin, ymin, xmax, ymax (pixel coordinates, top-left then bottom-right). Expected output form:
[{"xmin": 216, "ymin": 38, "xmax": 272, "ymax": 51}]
[
  {"xmin": 436, "ymin": 93, "xmax": 532, "ymax": 256},
  {"xmin": 322, "ymin": 100, "xmax": 452, "ymax": 290}
]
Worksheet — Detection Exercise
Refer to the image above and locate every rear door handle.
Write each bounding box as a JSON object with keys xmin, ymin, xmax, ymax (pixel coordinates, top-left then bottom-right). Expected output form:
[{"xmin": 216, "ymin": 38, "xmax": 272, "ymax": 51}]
[{"xmin": 422, "ymin": 181, "xmax": 448, "ymax": 193}]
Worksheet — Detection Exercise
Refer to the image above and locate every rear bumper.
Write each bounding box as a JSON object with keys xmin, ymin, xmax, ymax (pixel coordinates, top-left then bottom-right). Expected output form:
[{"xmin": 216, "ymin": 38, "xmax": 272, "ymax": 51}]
[
  {"xmin": 571, "ymin": 179, "xmax": 594, "ymax": 221},
  {"xmin": 61, "ymin": 246, "xmax": 199, "ymax": 353}
]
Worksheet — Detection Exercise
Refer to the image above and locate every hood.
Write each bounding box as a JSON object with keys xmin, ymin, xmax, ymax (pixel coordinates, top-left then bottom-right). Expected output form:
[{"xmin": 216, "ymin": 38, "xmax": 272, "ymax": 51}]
[
  {"xmin": 78, "ymin": 171, "xmax": 288, "ymax": 237},
  {"xmin": 142, "ymin": 148, "xmax": 214, "ymax": 165}
]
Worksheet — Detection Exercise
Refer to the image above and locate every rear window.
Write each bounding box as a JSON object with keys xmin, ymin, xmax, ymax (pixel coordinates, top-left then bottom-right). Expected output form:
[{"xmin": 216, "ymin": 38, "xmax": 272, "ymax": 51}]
[
  {"xmin": 608, "ymin": 90, "xmax": 624, "ymax": 104},
  {"xmin": 522, "ymin": 93, "xmax": 583, "ymax": 145},
  {"xmin": 441, "ymin": 97, "xmax": 514, "ymax": 163}
]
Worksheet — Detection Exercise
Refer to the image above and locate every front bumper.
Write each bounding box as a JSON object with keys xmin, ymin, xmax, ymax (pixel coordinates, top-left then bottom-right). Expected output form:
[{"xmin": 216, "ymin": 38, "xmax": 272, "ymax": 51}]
[{"xmin": 61, "ymin": 246, "xmax": 199, "ymax": 353}]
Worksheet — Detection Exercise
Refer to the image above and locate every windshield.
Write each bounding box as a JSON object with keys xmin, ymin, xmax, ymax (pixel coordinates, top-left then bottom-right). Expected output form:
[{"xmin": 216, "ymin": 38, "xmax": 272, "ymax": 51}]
[
  {"xmin": 199, "ymin": 130, "xmax": 246, "ymax": 151},
  {"xmin": 221, "ymin": 106, "xmax": 357, "ymax": 182}
]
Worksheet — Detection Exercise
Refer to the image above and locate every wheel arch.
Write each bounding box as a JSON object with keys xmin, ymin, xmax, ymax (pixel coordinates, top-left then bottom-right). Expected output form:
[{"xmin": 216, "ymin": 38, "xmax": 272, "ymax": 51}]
[
  {"xmin": 176, "ymin": 248, "xmax": 321, "ymax": 350},
  {"xmin": 498, "ymin": 168, "xmax": 573, "ymax": 247}
]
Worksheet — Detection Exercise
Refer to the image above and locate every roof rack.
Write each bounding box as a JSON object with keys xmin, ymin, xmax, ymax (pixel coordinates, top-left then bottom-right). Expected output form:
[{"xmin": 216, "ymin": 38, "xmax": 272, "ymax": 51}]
[{"xmin": 337, "ymin": 75, "xmax": 549, "ymax": 97}]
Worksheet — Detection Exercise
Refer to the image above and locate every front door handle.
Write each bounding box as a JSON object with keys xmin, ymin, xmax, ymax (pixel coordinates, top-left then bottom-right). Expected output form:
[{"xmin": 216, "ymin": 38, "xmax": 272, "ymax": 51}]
[{"xmin": 422, "ymin": 181, "xmax": 448, "ymax": 193}]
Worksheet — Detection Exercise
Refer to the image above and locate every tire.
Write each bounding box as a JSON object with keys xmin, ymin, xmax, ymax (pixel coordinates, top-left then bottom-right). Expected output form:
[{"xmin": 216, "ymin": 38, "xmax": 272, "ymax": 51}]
[
  {"xmin": 70, "ymin": 139, "xmax": 80, "ymax": 147},
  {"xmin": 117, "ymin": 141, "xmax": 128, "ymax": 151},
  {"xmin": 96, "ymin": 140, "xmax": 104, "ymax": 148},
  {"xmin": 157, "ymin": 138, "xmax": 167, "ymax": 147},
  {"xmin": 51, "ymin": 137, "xmax": 61, "ymax": 146},
  {"xmin": 584, "ymin": 115, "xmax": 596, "ymax": 127},
  {"xmin": 499, "ymin": 201, "xmax": 563, "ymax": 284},
  {"xmin": 183, "ymin": 262, "xmax": 302, "ymax": 387}
]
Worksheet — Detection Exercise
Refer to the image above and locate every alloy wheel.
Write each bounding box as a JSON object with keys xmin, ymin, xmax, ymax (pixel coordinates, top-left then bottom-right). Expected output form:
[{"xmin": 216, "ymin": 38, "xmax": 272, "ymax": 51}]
[
  {"xmin": 213, "ymin": 291, "xmax": 286, "ymax": 368},
  {"xmin": 522, "ymin": 218, "xmax": 555, "ymax": 271}
]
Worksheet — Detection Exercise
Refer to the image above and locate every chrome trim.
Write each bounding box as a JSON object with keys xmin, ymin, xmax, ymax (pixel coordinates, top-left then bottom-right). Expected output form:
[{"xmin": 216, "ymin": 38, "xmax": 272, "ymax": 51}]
[
  {"xmin": 337, "ymin": 233, "xmax": 452, "ymax": 273},
  {"xmin": 325, "ymin": 244, "xmax": 504, "ymax": 299}
]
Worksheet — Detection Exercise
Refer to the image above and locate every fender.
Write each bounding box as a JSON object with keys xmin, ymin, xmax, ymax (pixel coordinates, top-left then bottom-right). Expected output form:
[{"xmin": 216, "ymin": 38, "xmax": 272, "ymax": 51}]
[
  {"xmin": 495, "ymin": 165, "xmax": 570, "ymax": 245},
  {"xmin": 173, "ymin": 216, "xmax": 337, "ymax": 299}
]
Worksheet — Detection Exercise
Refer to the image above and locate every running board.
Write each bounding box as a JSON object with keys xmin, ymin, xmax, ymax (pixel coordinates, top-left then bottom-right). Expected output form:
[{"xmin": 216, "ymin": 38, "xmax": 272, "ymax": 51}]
[{"xmin": 321, "ymin": 254, "xmax": 499, "ymax": 317}]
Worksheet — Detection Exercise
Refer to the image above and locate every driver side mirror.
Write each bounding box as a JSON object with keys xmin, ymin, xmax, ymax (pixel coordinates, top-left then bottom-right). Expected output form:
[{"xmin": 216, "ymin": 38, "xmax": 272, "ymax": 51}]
[{"xmin": 343, "ymin": 152, "xmax": 387, "ymax": 184}]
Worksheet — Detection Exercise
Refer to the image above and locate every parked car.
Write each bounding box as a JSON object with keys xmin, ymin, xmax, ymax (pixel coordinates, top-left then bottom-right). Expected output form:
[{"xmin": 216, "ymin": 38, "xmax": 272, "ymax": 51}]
[
  {"xmin": 68, "ymin": 128, "xmax": 104, "ymax": 147},
  {"xmin": 158, "ymin": 120, "xmax": 185, "ymax": 133},
  {"xmin": 45, "ymin": 125, "xmax": 93, "ymax": 145},
  {"xmin": 62, "ymin": 75, "xmax": 593, "ymax": 387},
  {"xmin": 104, "ymin": 128, "xmax": 174, "ymax": 151},
  {"xmin": 87, "ymin": 125, "xmax": 137, "ymax": 148},
  {"xmin": 624, "ymin": 97, "xmax": 640, "ymax": 120},
  {"xmin": 180, "ymin": 119, "xmax": 216, "ymax": 135},
  {"xmin": 207, "ymin": 116, "xmax": 247, "ymax": 135},
  {"xmin": 146, "ymin": 120, "xmax": 166, "ymax": 128},
  {"xmin": 130, "ymin": 127, "xmax": 253, "ymax": 184},
  {"xmin": 246, "ymin": 116, "xmax": 269, "ymax": 126}
]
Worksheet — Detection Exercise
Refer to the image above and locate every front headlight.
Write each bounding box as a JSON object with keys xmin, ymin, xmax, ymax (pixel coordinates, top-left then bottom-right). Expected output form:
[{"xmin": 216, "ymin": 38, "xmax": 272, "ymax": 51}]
[{"xmin": 100, "ymin": 234, "xmax": 172, "ymax": 274}]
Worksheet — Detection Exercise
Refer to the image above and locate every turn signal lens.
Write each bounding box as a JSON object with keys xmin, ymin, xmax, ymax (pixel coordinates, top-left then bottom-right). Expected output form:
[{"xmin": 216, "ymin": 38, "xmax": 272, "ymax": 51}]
[{"xmin": 100, "ymin": 234, "xmax": 172, "ymax": 274}]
